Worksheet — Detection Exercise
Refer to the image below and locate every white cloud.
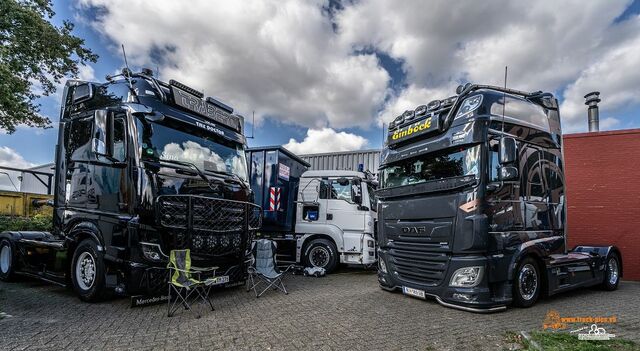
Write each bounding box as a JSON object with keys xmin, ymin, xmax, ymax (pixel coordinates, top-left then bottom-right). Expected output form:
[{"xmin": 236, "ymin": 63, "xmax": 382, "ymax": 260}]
[
  {"xmin": 337, "ymin": 0, "xmax": 639, "ymax": 132},
  {"xmin": 284, "ymin": 128, "xmax": 368, "ymax": 154},
  {"xmin": 377, "ymin": 84, "xmax": 457, "ymax": 126},
  {"xmin": 77, "ymin": 64, "xmax": 96, "ymax": 81},
  {"xmin": 75, "ymin": 0, "xmax": 640, "ymax": 135},
  {"xmin": 559, "ymin": 25, "xmax": 640, "ymax": 132},
  {"xmin": 0, "ymin": 146, "xmax": 34, "ymax": 191},
  {"xmin": 78, "ymin": 0, "xmax": 390, "ymax": 129}
]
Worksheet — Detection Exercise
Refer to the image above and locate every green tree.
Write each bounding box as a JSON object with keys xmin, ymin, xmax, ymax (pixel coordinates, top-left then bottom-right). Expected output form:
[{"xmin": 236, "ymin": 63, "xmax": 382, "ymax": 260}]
[{"xmin": 0, "ymin": 0, "xmax": 97, "ymax": 134}]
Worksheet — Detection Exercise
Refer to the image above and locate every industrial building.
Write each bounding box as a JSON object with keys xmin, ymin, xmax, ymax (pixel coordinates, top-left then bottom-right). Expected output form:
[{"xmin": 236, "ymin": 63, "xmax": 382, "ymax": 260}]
[
  {"xmin": 19, "ymin": 163, "xmax": 54, "ymax": 195},
  {"xmin": 299, "ymin": 149, "xmax": 381, "ymax": 175}
]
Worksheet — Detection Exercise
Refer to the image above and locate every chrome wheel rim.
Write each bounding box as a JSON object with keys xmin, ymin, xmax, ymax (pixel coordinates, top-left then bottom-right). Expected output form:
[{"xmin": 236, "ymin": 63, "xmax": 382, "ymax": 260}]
[
  {"xmin": 0, "ymin": 245, "xmax": 10, "ymax": 274},
  {"xmin": 608, "ymin": 258, "xmax": 619, "ymax": 285},
  {"xmin": 309, "ymin": 247, "xmax": 330, "ymax": 268},
  {"xmin": 76, "ymin": 252, "xmax": 96, "ymax": 290},
  {"xmin": 518, "ymin": 263, "xmax": 538, "ymax": 301}
]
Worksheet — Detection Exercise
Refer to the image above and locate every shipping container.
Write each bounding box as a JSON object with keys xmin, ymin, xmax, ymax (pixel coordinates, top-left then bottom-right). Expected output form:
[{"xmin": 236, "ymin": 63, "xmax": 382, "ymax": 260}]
[{"xmin": 246, "ymin": 146, "xmax": 310, "ymax": 233}]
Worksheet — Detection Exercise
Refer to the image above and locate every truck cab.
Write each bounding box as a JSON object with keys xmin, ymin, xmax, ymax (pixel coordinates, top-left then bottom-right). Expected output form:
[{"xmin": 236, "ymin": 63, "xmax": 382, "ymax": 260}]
[
  {"xmin": 376, "ymin": 83, "xmax": 622, "ymax": 312},
  {"xmin": 0, "ymin": 68, "xmax": 260, "ymax": 302},
  {"xmin": 295, "ymin": 170, "xmax": 377, "ymax": 271}
]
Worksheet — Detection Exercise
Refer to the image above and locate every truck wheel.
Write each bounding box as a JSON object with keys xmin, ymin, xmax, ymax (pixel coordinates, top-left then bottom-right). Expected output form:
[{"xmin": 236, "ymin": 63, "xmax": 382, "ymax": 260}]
[
  {"xmin": 0, "ymin": 239, "xmax": 16, "ymax": 281},
  {"xmin": 71, "ymin": 239, "xmax": 108, "ymax": 302},
  {"xmin": 303, "ymin": 239, "xmax": 338, "ymax": 273},
  {"xmin": 602, "ymin": 253, "xmax": 620, "ymax": 291},
  {"xmin": 513, "ymin": 257, "xmax": 541, "ymax": 308}
]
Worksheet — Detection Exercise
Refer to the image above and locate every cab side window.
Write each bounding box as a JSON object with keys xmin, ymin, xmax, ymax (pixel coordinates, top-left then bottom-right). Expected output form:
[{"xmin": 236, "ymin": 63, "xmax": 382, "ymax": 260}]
[
  {"xmin": 488, "ymin": 139, "xmax": 500, "ymax": 182},
  {"xmin": 66, "ymin": 116, "xmax": 93, "ymax": 161},
  {"xmin": 521, "ymin": 147, "xmax": 544, "ymax": 201},
  {"xmin": 542, "ymin": 151, "xmax": 564, "ymax": 204},
  {"xmin": 319, "ymin": 179, "xmax": 330, "ymax": 199},
  {"xmin": 112, "ymin": 116, "xmax": 126, "ymax": 162},
  {"xmin": 318, "ymin": 179, "xmax": 353, "ymax": 202}
]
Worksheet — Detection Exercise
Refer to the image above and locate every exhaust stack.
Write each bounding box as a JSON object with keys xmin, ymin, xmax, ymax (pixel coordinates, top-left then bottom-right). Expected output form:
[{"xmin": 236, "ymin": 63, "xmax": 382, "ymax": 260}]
[{"xmin": 584, "ymin": 91, "xmax": 601, "ymax": 132}]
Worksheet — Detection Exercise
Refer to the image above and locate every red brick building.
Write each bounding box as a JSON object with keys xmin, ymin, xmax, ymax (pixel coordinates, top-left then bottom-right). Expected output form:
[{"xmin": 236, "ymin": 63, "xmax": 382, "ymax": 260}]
[{"xmin": 564, "ymin": 129, "xmax": 640, "ymax": 280}]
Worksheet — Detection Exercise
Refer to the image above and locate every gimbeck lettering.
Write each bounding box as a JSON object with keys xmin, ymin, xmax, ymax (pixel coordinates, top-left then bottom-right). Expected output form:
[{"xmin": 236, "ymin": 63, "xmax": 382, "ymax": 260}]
[{"xmin": 392, "ymin": 117, "xmax": 432, "ymax": 141}]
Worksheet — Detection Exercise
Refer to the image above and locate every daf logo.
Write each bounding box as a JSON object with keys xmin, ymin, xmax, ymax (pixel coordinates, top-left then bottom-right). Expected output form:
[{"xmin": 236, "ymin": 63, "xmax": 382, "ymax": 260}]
[{"xmin": 401, "ymin": 226, "xmax": 427, "ymax": 234}]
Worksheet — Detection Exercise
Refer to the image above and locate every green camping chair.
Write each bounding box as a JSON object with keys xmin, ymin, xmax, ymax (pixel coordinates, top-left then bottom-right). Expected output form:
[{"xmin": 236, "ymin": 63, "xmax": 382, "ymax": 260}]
[{"xmin": 167, "ymin": 249, "xmax": 217, "ymax": 317}]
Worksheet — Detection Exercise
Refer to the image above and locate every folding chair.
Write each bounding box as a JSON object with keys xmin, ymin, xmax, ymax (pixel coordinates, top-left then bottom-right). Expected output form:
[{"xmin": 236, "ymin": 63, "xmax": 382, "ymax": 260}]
[
  {"xmin": 167, "ymin": 249, "xmax": 217, "ymax": 317},
  {"xmin": 246, "ymin": 239, "xmax": 292, "ymax": 298}
]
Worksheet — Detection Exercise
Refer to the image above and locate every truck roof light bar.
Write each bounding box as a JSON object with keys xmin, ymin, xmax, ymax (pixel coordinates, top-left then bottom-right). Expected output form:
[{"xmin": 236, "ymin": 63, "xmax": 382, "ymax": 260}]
[
  {"xmin": 206, "ymin": 96, "xmax": 234, "ymax": 114},
  {"xmin": 169, "ymin": 79, "xmax": 204, "ymax": 99}
]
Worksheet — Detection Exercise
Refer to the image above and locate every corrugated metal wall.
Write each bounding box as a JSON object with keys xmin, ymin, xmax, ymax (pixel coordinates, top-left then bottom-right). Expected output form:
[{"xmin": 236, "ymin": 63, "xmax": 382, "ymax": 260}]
[
  {"xmin": 20, "ymin": 163, "xmax": 54, "ymax": 195},
  {"xmin": 299, "ymin": 149, "xmax": 381, "ymax": 174}
]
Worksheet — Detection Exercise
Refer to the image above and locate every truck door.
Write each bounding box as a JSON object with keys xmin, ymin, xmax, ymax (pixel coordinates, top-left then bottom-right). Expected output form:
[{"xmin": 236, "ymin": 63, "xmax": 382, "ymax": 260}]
[
  {"xmin": 87, "ymin": 111, "xmax": 130, "ymax": 214},
  {"xmin": 325, "ymin": 178, "xmax": 364, "ymax": 253},
  {"xmin": 64, "ymin": 114, "xmax": 94, "ymax": 209},
  {"xmin": 85, "ymin": 110, "xmax": 131, "ymax": 249}
]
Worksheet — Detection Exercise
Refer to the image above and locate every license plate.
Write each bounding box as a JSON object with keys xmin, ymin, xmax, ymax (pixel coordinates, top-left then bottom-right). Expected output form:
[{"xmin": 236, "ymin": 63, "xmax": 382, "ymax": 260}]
[
  {"xmin": 208, "ymin": 275, "xmax": 230, "ymax": 286},
  {"xmin": 403, "ymin": 286, "xmax": 426, "ymax": 299}
]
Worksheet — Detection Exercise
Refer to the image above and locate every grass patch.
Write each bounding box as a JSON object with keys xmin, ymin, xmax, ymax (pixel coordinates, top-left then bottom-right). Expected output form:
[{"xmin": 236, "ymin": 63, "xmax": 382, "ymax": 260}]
[
  {"xmin": 506, "ymin": 331, "xmax": 638, "ymax": 351},
  {"xmin": 0, "ymin": 213, "xmax": 53, "ymax": 232}
]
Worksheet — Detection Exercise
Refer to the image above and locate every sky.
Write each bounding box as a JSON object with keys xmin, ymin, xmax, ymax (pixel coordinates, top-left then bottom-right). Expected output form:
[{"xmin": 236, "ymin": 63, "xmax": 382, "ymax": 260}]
[{"xmin": 1, "ymin": 0, "xmax": 640, "ymax": 190}]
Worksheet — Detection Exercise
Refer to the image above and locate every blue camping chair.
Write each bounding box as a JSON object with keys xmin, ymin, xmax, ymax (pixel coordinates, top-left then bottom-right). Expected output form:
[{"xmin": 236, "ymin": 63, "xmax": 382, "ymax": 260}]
[{"xmin": 246, "ymin": 239, "xmax": 292, "ymax": 297}]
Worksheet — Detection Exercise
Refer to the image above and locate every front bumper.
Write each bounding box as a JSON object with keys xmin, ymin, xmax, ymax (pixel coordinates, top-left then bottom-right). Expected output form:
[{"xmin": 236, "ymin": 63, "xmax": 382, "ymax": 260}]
[{"xmin": 377, "ymin": 250, "xmax": 509, "ymax": 313}]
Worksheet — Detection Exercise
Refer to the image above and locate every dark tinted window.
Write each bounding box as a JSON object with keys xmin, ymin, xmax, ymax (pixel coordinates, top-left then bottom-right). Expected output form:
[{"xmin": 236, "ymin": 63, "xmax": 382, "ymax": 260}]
[
  {"xmin": 380, "ymin": 145, "xmax": 481, "ymax": 188},
  {"xmin": 521, "ymin": 148, "xmax": 544, "ymax": 200},
  {"xmin": 319, "ymin": 179, "xmax": 330, "ymax": 199},
  {"xmin": 488, "ymin": 139, "xmax": 500, "ymax": 182},
  {"xmin": 492, "ymin": 96, "xmax": 549, "ymax": 131},
  {"xmin": 542, "ymin": 151, "xmax": 564, "ymax": 203},
  {"xmin": 66, "ymin": 116, "xmax": 93, "ymax": 161},
  {"xmin": 112, "ymin": 116, "xmax": 126, "ymax": 161},
  {"xmin": 250, "ymin": 152, "xmax": 265, "ymax": 206},
  {"xmin": 137, "ymin": 120, "xmax": 248, "ymax": 180}
]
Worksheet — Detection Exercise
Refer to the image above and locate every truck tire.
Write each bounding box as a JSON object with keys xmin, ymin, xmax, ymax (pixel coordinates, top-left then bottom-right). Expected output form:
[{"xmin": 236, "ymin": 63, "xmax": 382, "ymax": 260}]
[
  {"xmin": 0, "ymin": 239, "xmax": 16, "ymax": 281},
  {"xmin": 71, "ymin": 239, "xmax": 109, "ymax": 302},
  {"xmin": 303, "ymin": 238, "xmax": 338, "ymax": 273},
  {"xmin": 602, "ymin": 253, "xmax": 620, "ymax": 291},
  {"xmin": 512, "ymin": 257, "xmax": 541, "ymax": 308}
]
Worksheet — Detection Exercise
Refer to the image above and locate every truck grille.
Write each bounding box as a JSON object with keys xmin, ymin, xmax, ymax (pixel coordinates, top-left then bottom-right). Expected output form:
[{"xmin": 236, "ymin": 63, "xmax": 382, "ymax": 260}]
[
  {"xmin": 388, "ymin": 240, "xmax": 450, "ymax": 287},
  {"xmin": 157, "ymin": 195, "xmax": 262, "ymax": 256}
]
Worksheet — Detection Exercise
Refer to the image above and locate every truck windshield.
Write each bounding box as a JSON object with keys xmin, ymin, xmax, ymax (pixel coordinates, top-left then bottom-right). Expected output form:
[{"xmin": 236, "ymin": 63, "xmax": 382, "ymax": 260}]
[
  {"xmin": 380, "ymin": 145, "xmax": 480, "ymax": 188},
  {"xmin": 139, "ymin": 121, "xmax": 248, "ymax": 180}
]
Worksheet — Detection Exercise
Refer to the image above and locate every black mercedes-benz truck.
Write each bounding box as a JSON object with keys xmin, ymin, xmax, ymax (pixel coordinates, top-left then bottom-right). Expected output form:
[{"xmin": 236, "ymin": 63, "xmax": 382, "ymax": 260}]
[
  {"xmin": 0, "ymin": 68, "xmax": 261, "ymax": 302},
  {"xmin": 376, "ymin": 83, "xmax": 622, "ymax": 312}
]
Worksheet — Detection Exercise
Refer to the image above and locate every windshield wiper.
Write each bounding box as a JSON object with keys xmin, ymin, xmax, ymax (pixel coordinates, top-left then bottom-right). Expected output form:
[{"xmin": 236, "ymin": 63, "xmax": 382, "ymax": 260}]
[
  {"xmin": 155, "ymin": 158, "xmax": 247, "ymax": 189},
  {"xmin": 156, "ymin": 159, "xmax": 211, "ymax": 184},
  {"xmin": 206, "ymin": 169, "xmax": 248, "ymax": 188}
]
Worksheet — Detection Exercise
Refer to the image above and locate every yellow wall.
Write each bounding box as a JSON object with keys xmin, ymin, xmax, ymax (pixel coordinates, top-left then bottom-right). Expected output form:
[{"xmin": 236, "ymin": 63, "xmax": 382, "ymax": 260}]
[{"xmin": 0, "ymin": 191, "xmax": 53, "ymax": 217}]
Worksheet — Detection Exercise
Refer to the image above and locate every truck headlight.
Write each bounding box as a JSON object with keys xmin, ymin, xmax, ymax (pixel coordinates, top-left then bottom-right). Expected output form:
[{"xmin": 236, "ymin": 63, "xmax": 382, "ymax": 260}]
[
  {"xmin": 379, "ymin": 257, "xmax": 388, "ymax": 274},
  {"xmin": 455, "ymin": 94, "xmax": 483, "ymax": 119},
  {"xmin": 140, "ymin": 242, "xmax": 166, "ymax": 262},
  {"xmin": 449, "ymin": 266, "xmax": 484, "ymax": 287}
]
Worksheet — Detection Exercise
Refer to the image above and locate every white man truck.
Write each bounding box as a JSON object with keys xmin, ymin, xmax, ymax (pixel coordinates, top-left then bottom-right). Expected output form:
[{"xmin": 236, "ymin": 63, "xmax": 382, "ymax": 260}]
[{"xmin": 247, "ymin": 147, "xmax": 377, "ymax": 272}]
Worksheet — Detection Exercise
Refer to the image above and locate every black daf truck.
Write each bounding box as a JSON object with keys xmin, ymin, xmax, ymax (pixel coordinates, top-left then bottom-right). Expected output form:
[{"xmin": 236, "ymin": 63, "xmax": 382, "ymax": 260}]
[
  {"xmin": 376, "ymin": 83, "xmax": 622, "ymax": 312},
  {"xmin": 0, "ymin": 68, "xmax": 260, "ymax": 302}
]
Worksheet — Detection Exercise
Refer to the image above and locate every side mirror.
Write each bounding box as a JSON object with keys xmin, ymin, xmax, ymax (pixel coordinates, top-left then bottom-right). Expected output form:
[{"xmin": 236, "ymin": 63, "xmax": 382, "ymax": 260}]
[
  {"xmin": 92, "ymin": 110, "xmax": 108, "ymax": 156},
  {"xmin": 72, "ymin": 83, "xmax": 93, "ymax": 104},
  {"xmin": 499, "ymin": 137, "xmax": 517, "ymax": 164},
  {"xmin": 499, "ymin": 166, "xmax": 518, "ymax": 181}
]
